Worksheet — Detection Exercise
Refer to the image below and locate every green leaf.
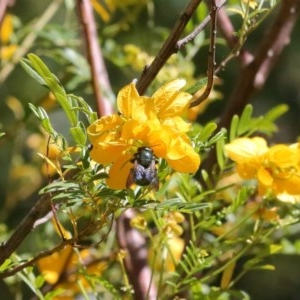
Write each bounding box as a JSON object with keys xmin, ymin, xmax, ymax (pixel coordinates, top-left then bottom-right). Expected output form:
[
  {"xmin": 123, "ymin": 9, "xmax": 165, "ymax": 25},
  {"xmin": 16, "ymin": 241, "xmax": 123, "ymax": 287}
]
[
  {"xmin": 90, "ymin": 172, "xmax": 109, "ymax": 182},
  {"xmin": 20, "ymin": 58, "xmax": 47, "ymax": 86},
  {"xmin": 155, "ymin": 198, "xmax": 210, "ymax": 213},
  {"xmin": 23, "ymin": 54, "xmax": 96, "ymax": 146},
  {"xmin": 68, "ymin": 94, "xmax": 98, "ymax": 124},
  {"xmin": 251, "ymin": 104, "xmax": 288, "ymax": 136},
  {"xmin": 70, "ymin": 123, "xmax": 87, "ymax": 146},
  {"xmin": 28, "ymin": 103, "xmax": 56, "ymax": 134},
  {"xmin": 229, "ymin": 114, "xmax": 239, "ymax": 141},
  {"xmin": 264, "ymin": 104, "xmax": 289, "ymax": 122},
  {"xmin": 237, "ymin": 104, "xmax": 253, "ymax": 135},
  {"xmin": 27, "ymin": 53, "xmax": 54, "ymax": 79},
  {"xmin": 256, "ymin": 264, "xmax": 276, "ymax": 270},
  {"xmin": 26, "ymin": 53, "xmax": 78, "ymax": 127},
  {"xmin": 231, "ymin": 186, "xmax": 250, "ymax": 212},
  {"xmin": 186, "ymin": 77, "xmax": 208, "ymax": 94},
  {"xmin": 208, "ymin": 128, "xmax": 226, "ymax": 146},
  {"xmin": 200, "ymin": 169, "xmax": 213, "ymax": 189},
  {"xmin": 39, "ymin": 181, "xmax": 80, "ymax": 194},
  {"xmin": 34, "ymin": 275, "xmax": 45, "ymax": 289},
  {"xmin": 216, "ymin": 136, "xmax": 226, "ymax": 170},
  {"xmin": 269, "ymin": 244, "xmax": 283, "ymax": 254},
  {"xmin": 88, "ymin": 275, "xmax": 122, "ymax": 299},
  {"xmin": 228, "ymin": 104, "xmax": 288, "ymax": 139},
  {"xmin": 44, "ymin": 288, "xmax": 66, "ymax": 300},
  {"xmin": 197, "ymin": 123, "xmax": 217, "ymax": 142},
  {"xmin": 0, "ymin": 259, "xmax": 12, "ymax": 272}
]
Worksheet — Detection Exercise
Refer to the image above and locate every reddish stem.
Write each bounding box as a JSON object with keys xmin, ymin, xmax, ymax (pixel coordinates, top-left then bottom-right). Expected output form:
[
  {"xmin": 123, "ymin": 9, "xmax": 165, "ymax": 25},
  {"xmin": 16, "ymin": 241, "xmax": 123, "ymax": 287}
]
[
  {"xmin": 117, "ymin": 209, "xmax": 157, "ymax": 300},
  {"xmin": 76, "ymin": 0, "xmax": 114, "ymax": 116}
]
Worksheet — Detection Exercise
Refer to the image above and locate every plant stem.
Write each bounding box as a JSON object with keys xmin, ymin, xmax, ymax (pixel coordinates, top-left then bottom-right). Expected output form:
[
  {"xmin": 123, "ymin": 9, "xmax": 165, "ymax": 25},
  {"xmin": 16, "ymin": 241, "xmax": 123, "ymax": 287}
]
[
  {"xmin": 200, "ymin": 0, "xmax": 300, "ymax": 182},
  {"xmin": 76, "ymin": 0, "xmax": 114, "ymax": 117},
  {"xmin": 135, "ymin": 0, "xmax": 203, "ymax": 95},
  {"xmin": 189, "ymin": 0, "xmax": 219, "ymax": 108}
]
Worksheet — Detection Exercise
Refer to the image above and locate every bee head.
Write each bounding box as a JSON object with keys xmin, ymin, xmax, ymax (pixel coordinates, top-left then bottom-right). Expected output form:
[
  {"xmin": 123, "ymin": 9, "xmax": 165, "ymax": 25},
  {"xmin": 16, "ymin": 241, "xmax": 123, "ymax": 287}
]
[{"xmin": 133, "ymin": 147, "xmax": 154, "ymax": 167}]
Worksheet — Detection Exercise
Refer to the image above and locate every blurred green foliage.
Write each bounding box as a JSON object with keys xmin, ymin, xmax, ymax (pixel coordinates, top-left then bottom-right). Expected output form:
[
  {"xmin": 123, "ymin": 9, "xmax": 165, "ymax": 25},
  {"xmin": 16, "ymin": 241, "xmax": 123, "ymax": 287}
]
[{"xmin": 1, "ymin": 0, "xmax": 300, "ymax": 299}]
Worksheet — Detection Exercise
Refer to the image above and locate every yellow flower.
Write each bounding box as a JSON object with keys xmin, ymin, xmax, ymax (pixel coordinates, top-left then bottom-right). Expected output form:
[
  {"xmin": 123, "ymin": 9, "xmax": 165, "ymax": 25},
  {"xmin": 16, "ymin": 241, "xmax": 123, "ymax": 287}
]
[
  {"xmin": 225, "ymin": 137, "xmax": 300, "ymax": 197},
  {"xmin": 225, "ymin": 137, "xmax": 268, "ymax": 179},
  {"xmin": 88, "ymin": 114, "xmax": 128, "ymax": 164},
  {"xmin": 130, "ymin": 214, "xmax": 147, "ymax": 230},
  {"xmin": 242, "ymin": 0, "xmax": 258, "ymax": 9},
  {"xmin": 87, "ymin": 80, "xmax": 200, "ymax": 189},
  {"xmin": 0, "ymin": 14, "xmax": 17, "ymax": 61},
  {"xmin": 148, "ymin": 235, "xmax": 185, "ymax": 272},
  {"xmin": 0, "ymin": 14, "xmax": 13, "ymax": 43},
  {"xmin": 258, "ymin": 144, "xmax": 300, "ymax": 196},
  {"xmin": 38, "ymin": 246, "xmax": 107, "ymax": 298}
]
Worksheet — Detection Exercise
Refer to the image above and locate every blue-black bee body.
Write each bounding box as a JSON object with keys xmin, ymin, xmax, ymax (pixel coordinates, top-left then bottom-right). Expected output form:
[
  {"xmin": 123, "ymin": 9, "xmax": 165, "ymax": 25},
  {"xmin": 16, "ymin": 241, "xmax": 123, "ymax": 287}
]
[{"xmin": 126, "ymin": 147, "xmax": 159, "ymax": 189}]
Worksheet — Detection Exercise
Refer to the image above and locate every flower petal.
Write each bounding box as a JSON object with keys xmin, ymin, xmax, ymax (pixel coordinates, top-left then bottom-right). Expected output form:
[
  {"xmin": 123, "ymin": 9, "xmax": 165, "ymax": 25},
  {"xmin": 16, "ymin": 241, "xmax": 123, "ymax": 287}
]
[
  {"xmin": 148, "ymin": 129, "xmax": 171, "ymax": 158},
  {"xmin": 257, "ymin": 167, "xmax": 273, "ymax": 187},
  {"xmin": 117, "ymin": 83, "xmax": 140, "ymax": 117},
  {"xmin": 131, "ymin": 96, "xmax": 156, "ymax": 121},
  {"xmin": 117, "ymin": 83, "xmax": 156, "ymax": 121},
  {"xmin": 236, "ymin": 160, "xmax": 259, "ymax": 179},
  {"xmin": 273, "ymin": 173, "xmax": 300, "ymax": 195},
  {"xmin": 161, "ymin": 116, "xmax": 191, "ymax": 133},
  {"xmin": 268, "ymin": 144, "xmax": 300, "ymax": 168},
  {"xmin": 152, "ymin": 79, "xmax": 192, "ymax": 118},
  {"xmin": 90, "ymin": 142, "xmax": 129, "ymax": 164},
  {"xmin": 106, "ymin": 153, "xmax": 132, "ymax": 189},
  {"xmin": 225, "ymin": 137, "xmax": 269, "ymax": 163},
  {"xmin": 88, "ymin": 114, "xmax": 129, "ymax": 164},
  {"xmin": 87, "ymin": 114, "xmax": 123, "ymax": 144},
  {"xmin": 166, "ymin": 139, "xmax": 200, "ymax": 173},
  {"xmin": 122, "ymin": 118, "xmax": 161, "ymax": 142}
]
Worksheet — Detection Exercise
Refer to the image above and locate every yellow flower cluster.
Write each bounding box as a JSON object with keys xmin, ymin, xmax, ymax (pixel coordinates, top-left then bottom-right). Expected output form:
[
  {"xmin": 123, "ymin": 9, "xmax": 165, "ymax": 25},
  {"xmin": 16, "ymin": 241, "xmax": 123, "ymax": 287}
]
[
  {"xmin": 225, "ymin": 137, "xmax": 300, "ymax": 197},
  {"xmin": 242, "ymin": 0, "xmax": 258, "ymax": 9},
  {"xmin": 0, "ymin": 14, "xmax": 17, "ymax": 61},
  {"xmin": 87, "ymin": 80, "xmax": 200, "ymax": 189}
]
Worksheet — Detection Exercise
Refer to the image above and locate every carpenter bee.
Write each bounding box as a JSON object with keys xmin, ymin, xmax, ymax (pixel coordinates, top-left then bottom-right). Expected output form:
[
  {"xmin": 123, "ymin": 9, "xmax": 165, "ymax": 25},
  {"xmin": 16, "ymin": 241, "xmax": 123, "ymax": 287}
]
[{"xmin": 126, "ymin": 147, "xmax": 159, "ymax": 190}]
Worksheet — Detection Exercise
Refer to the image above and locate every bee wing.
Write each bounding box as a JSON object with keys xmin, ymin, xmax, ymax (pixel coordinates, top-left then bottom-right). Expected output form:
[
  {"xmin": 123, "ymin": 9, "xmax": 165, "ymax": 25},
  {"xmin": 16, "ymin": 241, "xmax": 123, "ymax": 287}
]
[{"xmin": 149, "ymin": 160, "xmax": 159, "ymax": 191}]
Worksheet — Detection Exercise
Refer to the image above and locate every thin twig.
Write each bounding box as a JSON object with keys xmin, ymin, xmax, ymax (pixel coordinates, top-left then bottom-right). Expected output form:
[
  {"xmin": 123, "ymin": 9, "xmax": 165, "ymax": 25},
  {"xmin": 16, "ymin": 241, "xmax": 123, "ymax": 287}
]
[
  {"xmin": 176, "ymin": 13, "xmax": 211, "ymax": 50},
  {"xmin": 0, "ymin": 239, "xmax": 73, "ymax": 279},
  {"xmin": 136, "ymin": 0, "xmax": 203, "ymax": 95},
  {"xmin": 0, "ymin": 211, "xmax": 114, "ymax": 279},
  {"xmin": 219, "ymin": 0, "xmax": 300, "ymax": 129},
  {"xmin": 0, "ymin": 0, "xmax": 62, "ymax": 84},
  {"xmin": 189, "ymin": 0, "xmax": 220, "ymax": 108},
  {"xmin": 0, "ymin": 194, "xmax": 52, "ymax": 266},
  {"xmin": 215, "ymin": 6, "xmax": 254, "ymax": 72},
  {"xmin": 201, "ymin": 0, "xmax": 300, "ymax": 181},
  {"xmin": 76, "ymin": 0, "xmax": 114, "ymax": 117},
  {"xmin": 0, "ymin": 167, "xmax": 80, "ymax": 267}
]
